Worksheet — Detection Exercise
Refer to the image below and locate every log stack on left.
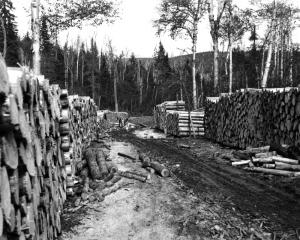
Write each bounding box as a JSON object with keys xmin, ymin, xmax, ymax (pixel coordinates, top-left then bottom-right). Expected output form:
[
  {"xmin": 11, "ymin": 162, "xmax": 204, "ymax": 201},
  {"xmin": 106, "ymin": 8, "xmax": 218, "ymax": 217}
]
[{"xmin": 0, "ymin": 57, "xmax": 95, "ymax": 239}]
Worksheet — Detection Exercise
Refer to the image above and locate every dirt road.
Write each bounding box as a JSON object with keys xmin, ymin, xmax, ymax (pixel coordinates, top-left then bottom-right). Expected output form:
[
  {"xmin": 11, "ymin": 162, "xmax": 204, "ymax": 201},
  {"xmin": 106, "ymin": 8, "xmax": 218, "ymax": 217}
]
[{"xmin": 61, "ymin": 118, "xmax": 300, "ymax": 240}]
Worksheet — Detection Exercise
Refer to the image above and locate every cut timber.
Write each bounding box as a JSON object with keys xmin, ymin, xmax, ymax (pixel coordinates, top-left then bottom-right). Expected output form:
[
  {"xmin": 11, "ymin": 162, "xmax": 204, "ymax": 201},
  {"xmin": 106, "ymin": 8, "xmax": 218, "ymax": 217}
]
[
  {"xmin": 246, "ymin": 146, "xmax": 270, "ymax": 154},
  {"xmin": 118, "ymin": 152, "xmax": 136, "ymax": 161},
  {"xmin": 85, "ymin": 149, "xmax": 101, "ymax": 180},
  {"xmin": 1, "ymin": 167, "xmax": 12, "ymax": 222},
  {"xmin": 96, "ymin": 150, "xmax": 108, "ymax": 178},
  {"xmin": 252, "ymin": 157, "xmax": 273, "ymax": 163},
  {"xmin": 0, "ymin": 55, "xmax": 9, "ymax": 96},
  {"xmin": 106, "ymin": 162, "xmax": 118, "ymax": 173},
  {"xmin": 119, "ymin": 171, "xmax": 147, "ymax": 182},
  {"xmin": 275, "ymin": 162, "xmax": 300, "ymax": 171},
  {"xmin": 150, "ymin": 161, "xmax": 169, "ymax": 177},
  {"xmin": 247, "ymin": 167, "xmax": 294, "ymax": 177},
  {"xmin": 2, "ymin": 132, "xmax": 18, "ymax": 169},
  {"xmin": 232, "ymin": 160, "xmax": 250, "ymax": 166},
  {"xmin": 263, "ymin": 164, "xmax": 276, "ymax": 169},
  {"xmin": 272, "ymin": 156, "xmax": 299, "ymax": 165},
  {"xmin": 0, "ymin": 208, "xmax": 2, "ymax": 236},
  {"xmin": 255, "ymin": 151, "xmax": 277, "ymax": 158}
]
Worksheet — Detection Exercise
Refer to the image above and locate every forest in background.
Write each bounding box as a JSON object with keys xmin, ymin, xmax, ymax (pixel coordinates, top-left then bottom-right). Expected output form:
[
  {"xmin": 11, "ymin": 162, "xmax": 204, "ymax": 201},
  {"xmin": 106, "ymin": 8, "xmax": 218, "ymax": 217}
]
[{"xmin": 1, "ymin": 0, "xmax": 300, "ymax": 114}]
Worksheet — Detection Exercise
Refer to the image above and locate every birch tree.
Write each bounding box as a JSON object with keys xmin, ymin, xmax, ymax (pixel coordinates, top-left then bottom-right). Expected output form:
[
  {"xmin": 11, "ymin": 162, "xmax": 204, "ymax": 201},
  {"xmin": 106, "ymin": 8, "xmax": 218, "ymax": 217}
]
[
  {"xmin": 207, "ymin": 0, "xmax": 229, "ymax": 93},
  {"xmin": 155, "ymin": 0, "xmax": 206, "ymax": 109}
]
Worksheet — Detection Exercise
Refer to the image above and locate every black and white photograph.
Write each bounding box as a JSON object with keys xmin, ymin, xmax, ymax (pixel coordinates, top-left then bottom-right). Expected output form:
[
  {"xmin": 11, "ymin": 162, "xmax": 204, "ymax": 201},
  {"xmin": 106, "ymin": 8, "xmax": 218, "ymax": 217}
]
[{"xmin": 0, "ymin": 0, "xmax": 300, "ymax": 239}]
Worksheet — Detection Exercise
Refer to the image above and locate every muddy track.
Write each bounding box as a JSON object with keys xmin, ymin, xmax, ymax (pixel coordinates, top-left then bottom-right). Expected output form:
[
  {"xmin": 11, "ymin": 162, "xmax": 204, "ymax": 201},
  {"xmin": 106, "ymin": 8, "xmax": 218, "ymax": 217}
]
[{"xmin": 112, "ymin": 130, "xmax": 300, "ymax": 232}]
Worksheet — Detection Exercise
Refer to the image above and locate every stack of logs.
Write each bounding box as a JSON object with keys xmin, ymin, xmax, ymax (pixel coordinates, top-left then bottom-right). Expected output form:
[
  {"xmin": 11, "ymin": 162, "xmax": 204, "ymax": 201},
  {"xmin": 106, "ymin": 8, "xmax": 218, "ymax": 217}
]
[
  {"xmin": 166, "ymin": 111, "xmax": 204, "ymax": 137},
  {"xmin": 0, "ymin": 57, "xmax": 98, "ymax": 239},
  {"xmin": 67, "ymin": 95, "xmax": 98, "ymax": 195},
  {"xmin": 205, "ymin": 89, "xmax": 300, "ymax": 149},
  {"xmin": 223, "ymin": 144, "xmax": 300, "ymax": 177},
  {"xmin": 154, "ymin": 101, "xmax": 204, "ymax": 137}
]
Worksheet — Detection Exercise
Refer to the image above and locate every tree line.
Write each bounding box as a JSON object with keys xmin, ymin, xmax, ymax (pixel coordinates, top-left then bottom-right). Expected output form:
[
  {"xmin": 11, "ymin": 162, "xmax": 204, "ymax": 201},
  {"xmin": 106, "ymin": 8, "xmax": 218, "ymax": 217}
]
[{"xmin": 1, "ymin": 0, "xmax": 300, "ymax": 114}]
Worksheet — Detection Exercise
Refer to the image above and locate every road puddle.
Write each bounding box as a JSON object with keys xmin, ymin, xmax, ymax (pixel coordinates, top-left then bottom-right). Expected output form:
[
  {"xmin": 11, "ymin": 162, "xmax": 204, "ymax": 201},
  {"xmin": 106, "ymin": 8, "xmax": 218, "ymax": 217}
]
[{"xmin": 133, "ymin": 128, "xmax": 166, "ymax": 139}]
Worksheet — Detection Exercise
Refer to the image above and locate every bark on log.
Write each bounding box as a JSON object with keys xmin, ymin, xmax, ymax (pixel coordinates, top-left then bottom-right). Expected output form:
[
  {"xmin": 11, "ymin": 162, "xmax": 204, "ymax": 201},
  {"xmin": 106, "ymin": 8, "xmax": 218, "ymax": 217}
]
[{"xmin": 150, "ymin": 161, "xmax": 169, "ymax": 177}]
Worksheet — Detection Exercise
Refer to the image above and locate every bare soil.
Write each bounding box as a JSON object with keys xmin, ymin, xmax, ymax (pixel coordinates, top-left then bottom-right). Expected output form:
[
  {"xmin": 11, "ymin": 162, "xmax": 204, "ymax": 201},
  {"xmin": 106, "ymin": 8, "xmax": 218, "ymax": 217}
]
[{"xmin": 60, "ymin": 116, "xmax": 300, "ymax": 240}]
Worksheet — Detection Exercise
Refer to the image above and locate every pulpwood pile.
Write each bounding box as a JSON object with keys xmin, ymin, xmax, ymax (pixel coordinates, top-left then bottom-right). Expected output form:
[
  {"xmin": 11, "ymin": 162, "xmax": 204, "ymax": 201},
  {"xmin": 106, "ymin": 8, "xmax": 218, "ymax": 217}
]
[
  {"xmin": 205, "ymin": 89, "xmax": 300, "ymax": 149},
  {"xmin": 0, "ymin": 57, "xmax": 98, "ymax": 240},
  {"xmin": 154, "ymin": 101, "xmax": 204, "ymax": 137}
]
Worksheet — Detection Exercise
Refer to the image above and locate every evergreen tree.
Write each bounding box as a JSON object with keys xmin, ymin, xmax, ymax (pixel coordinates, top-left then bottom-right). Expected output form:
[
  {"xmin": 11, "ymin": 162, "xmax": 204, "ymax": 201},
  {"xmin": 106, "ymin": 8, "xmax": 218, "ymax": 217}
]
[
  {"xmin": 153, "ymin": 42, "xmax": 172, "ymax": 103},
  {"xmin": 40, "ymin": 16, "xmax": 56, "ymax": 81},
  {"xmin": 0, "ymin": 0, "xmax": 19, "ymax": 66},
  {"xmin": 20, "ymin": 33, "xmax": 33, "ymax": 66}
]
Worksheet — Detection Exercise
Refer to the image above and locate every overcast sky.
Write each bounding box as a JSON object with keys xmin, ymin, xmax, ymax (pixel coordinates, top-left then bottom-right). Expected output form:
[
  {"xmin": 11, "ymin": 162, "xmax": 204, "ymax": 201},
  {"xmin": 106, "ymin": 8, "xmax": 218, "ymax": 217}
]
[{"xmin": 14, "ymin": 0, "xmax": 300, "ymax": 58}]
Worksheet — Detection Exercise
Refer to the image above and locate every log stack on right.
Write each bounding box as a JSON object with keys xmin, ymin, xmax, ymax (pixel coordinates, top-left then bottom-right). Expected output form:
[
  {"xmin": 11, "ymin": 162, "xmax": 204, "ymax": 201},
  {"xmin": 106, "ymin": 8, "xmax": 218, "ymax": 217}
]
[{"xmin": 205, "ymin": 89, "xmax": 300, "ymax": 149}]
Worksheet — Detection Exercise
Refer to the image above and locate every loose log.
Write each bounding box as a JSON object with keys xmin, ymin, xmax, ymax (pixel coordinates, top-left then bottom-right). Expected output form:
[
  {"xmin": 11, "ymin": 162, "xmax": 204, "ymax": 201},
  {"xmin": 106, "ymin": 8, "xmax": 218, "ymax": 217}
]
[
  {"xmin": 118, "ymin": 152, "xmax": 136, "ymax": 161},
  {"xmin": 119, "ymin": 171, "xmax": 147, "ymax": 182},
  {"xmin": 106, "ymin": 162, "xmax": 118, "ymax": 173},
  {"xmin": 252, "ymin": 157, "xmax": 274, "ymax": 163},
  {"xmin": 1, "ymin": 167, "xmax": 12, "ymax": 222},
  {"xmin": 246, "ymin": 146, "xmax": 270, "ymax": 154},
  {"xmin": 96, "ymin": 150, "xmax": 109, "ymax": 178},
  {"xmin": 0, "ymin": 207, "xmax": 3, "ymax": 236},
  {"xmin": 246, "ymin": 167, "xmax": 294, "ymax": 177},
  {"xmin": 272, "ymin": 156, "xmax": 299, "ymax": 165},
  {"xmin": 232, "ymin": 160, "xmax": 250, "ymax": 166},
  {"xmin": 85, "ymin": 149, "xmax": 101, "ymax": 180},
  {"xmin": 275, "ymin": 162, "xmax": 300, "ymax": 171},
  {"xmin": 2, "ymin": 133, "xmax": 18, "ymax": 169},
  {"xmin": 150, "ymin": 161, "xmax": 169, "ymax": 177},
  {"xmin": 255, "ymin": 151, "xmax": 277, "ymax": 158}
]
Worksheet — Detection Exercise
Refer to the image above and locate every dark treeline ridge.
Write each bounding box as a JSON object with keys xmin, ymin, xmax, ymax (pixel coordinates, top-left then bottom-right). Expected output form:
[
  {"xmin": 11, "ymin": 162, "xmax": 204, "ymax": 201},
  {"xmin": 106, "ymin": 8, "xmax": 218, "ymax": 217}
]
[{"xmin": 1, "ymin": 0, "xmax": 300, "ymax": 114}]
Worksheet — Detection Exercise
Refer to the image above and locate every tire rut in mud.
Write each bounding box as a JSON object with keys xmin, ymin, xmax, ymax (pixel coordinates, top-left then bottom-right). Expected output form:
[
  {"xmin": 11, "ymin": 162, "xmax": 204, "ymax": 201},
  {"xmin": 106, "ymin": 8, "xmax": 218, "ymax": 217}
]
[{"xmin": 112, "ymin": 130, "xmax": 300, "ymax": 231}]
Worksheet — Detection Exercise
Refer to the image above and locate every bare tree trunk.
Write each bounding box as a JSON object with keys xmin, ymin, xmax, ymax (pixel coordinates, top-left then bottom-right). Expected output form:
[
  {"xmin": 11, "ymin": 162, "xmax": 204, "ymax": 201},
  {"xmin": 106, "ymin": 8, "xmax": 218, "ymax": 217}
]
[
  {"xmin": 0, "ymin": 16, "xmax": 7, "ymax": 58},
  {"xmin": 213, "ymin": 37, "xmax": 219, "ymax": 92},
  {"xmin": 261, "ymin": 40, "xmax": 273, "ymax": 88},
  {"xmin": 192, "ymin": 36, "xmax": 197, "ymax": 109},
  {"xmin": 289, "ymin": 33, "xmax": 293, "ymax": 85},
  {"xmin": 31, "ymin": 0, "xmax": 40, "ymax": 75},
  {"xmin": 64, "ymin": 50, "xmax": 69, "ymax": 89},
  {"xmin": 261, "ymin": 0, "xmax": 276, "ymax": 88},
  {"xmin": 280, "ymin": 31, "xmax": 284, "ymax": 83},
  {"xmin": 137, "ymin": 60, "xmax": 142, "ymax": 106},
  {"xmin": 229, "ymin": 34, "xmax": 232, "ymax": 94},
  {"xmin": 114, "ymin": 64, "xmax": 118, "ymax": 112}
]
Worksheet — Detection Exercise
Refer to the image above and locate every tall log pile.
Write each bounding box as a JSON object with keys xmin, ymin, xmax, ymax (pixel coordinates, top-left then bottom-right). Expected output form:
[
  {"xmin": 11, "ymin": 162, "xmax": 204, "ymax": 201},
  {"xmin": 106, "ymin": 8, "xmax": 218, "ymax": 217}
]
[
  {"xmin": 205, "ymin": 89, "xmax": 300, "ymax": 149},
  {"xmin": 166, "ymin": 111, "xmax": 204, "ymax": 137},
  {"xmin": 154, "ymin": 101, "xmax": 204, "ymax": 137},
  {"xmin": 0, "ymin": 57, "xmax": 98, "ymax": 239},
  {"xmin": 67, "ymin": 95, "xmax": 98, "ymax": 195}
]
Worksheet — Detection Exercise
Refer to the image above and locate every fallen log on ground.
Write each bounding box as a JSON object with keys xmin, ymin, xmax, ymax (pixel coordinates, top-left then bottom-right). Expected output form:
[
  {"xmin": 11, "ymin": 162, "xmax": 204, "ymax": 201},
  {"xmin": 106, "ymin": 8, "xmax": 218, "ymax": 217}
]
[
  {"xmin": 246, "ymin": 167, "xmax": 295, "ymax": 177},
  {"xmin": 118, "ymin": 152, "xmax": 136, "ymax": 161},
  {"xmin": 150, "ymin": 162, "xmax": 169, "ymax": 177},
  {"xmin": 119, "ymin": 171, "xmax": 147, "ymax": 182},
  {"xmin": 275, "ymin": 162, "xmax": 300, "ymax": 171},
  {"xmin": 272, "ymin": 156, "xmax": 299, "ymax": 165},
  {"xmin": 232, "ymin": 160, "xmax": 251, "ymax": 166}
]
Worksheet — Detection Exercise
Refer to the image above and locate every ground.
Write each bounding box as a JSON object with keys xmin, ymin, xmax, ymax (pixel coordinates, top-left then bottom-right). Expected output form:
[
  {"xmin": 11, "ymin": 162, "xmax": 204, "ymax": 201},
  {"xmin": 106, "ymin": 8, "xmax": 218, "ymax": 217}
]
[{"xmin": 60, "ymin": 116, "xmax": 300, "ymax": 240}]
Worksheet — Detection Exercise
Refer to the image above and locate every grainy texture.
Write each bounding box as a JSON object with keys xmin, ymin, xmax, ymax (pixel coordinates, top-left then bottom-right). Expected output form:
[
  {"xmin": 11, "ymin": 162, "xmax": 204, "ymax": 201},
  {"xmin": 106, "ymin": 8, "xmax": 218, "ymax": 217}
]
[
  {"xmin": 0, "ymin": 60, "xmax": 98, "ymax": 239},
  {"xmin": 205, "ymin": 89, "xmax": 300, "ymax": 149}
]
